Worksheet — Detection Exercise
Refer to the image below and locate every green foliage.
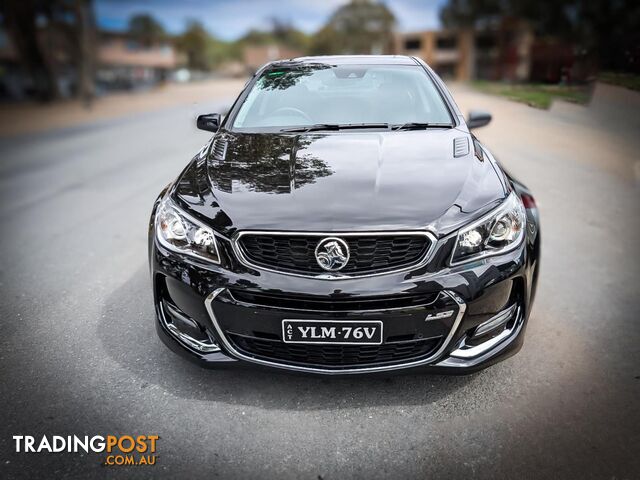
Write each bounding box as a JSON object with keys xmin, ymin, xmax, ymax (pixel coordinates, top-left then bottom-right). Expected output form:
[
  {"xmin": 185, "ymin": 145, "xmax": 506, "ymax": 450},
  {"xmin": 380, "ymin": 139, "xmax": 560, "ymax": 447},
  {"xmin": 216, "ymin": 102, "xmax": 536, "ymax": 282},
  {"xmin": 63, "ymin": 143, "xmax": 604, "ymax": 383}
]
[
  {"xmin": 171, "ymin": 0, "xmax": 402, "ymax": 71},
  {"xmin": 440, "ymin": 0, "xmax": 503, "ymax": 28},
  {"xmin": 236, "ymin": 19, "xmax": 310, "ymax": 51},
  {"xmin": 205, "ymin": 38, "xmax": 241, "ymax": 68},
  {"xmin": 267, "ymin": 18, "xmax": 310, "ymax": 51},
  {"xmin": 175, "ymin": 20, "xmax": 211, "ymax": 70},
  {"xmin": 174, "ymin": 17, "xmax": 308, "ymax": 71},
  {"xmin": 174, "ymin": 20, "xmax": 240, "ymax": 71},
  {"xmin": 310, "ymin": 0, "xmax": 396, "ymax": 55},
  {"xmin": 128, "ymin": 14, "xmax": 166, "ymax": 46}
]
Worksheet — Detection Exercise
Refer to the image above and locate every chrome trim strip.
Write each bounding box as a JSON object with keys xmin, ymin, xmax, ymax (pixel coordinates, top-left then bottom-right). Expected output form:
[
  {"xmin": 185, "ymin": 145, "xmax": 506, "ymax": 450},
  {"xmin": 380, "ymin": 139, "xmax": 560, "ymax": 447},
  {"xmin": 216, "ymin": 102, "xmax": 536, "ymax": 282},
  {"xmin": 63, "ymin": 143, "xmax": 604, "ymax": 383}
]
[
  {"xmin": 226, "ymin": 330, "xmax": 442, "ymax": 345},
  {"xmin": 473, "ymin": 303, "xmax": 517, "ymax": 337},
  {"xmin": 160, "ymin": 302, "xmax": 220, "ymax": 353},
  {"xmin": 447, "ymin": 306, "xmax": 521, "ymax": 360},
  {"xmin": 435, "ymin": 307, "xmax": 524, "ymax": 368},
  {"xmin": 225, "ymin": 289, "xmax": 443, "ymax": 313},
  {"xmin": 231, "ymin": 230, "xmax": 439, "ymax": 280},
  {"xmin": 204, "ymin": 288, "xmax": 466, "ymax": 375},
  {"xmin": 450, "ymin": 328, "xmax": 512, "ymax": 359}
]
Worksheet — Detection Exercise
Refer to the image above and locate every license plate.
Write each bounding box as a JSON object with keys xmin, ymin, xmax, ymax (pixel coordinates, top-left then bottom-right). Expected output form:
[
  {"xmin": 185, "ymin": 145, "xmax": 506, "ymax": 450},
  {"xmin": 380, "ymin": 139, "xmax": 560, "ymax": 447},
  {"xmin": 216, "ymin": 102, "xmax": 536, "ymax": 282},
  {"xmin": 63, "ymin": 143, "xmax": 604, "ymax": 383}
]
[{"xmin": 282, "ymin": 320, "xmax": 383, "ymax": 345}]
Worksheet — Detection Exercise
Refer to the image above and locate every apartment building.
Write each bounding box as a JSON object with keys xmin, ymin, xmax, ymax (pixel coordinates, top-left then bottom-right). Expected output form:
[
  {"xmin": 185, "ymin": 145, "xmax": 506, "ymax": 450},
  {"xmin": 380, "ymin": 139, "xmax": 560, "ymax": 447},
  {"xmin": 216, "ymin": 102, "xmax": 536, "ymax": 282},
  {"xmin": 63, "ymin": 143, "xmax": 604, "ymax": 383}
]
[{"xmin": 396, "ymin": 19, "xmax": 534, "ymax": 82}]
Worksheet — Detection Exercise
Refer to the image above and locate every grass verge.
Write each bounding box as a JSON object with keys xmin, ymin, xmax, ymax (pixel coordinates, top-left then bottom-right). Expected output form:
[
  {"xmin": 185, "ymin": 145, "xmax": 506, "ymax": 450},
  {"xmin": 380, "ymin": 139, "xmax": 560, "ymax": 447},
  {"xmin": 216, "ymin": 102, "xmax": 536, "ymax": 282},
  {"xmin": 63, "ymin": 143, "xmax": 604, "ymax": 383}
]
[
  {"xmin": 597, "ymin": 72, "xmax": 640, "ymax": 92},
  {"xmin": 471, "ymin": 80, "xmax": 590, "ymax": 109}
]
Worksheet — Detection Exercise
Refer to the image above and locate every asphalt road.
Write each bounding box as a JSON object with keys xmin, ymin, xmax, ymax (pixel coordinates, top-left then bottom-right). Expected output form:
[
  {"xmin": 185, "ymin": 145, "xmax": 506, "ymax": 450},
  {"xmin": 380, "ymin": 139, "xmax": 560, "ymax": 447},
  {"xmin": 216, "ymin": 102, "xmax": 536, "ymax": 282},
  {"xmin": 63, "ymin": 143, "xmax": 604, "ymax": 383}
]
[{"xmin": 1, "ymin": 84, "xmax": 639, "ymax": 479}]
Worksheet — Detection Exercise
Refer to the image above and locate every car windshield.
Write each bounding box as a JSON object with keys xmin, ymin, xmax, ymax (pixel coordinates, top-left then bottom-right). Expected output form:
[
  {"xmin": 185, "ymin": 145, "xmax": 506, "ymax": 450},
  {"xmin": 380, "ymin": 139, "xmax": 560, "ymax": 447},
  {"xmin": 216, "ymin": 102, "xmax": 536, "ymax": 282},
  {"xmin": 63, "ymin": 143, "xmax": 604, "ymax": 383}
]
[{"xmin": 231, "ymin": 63, "xmax": 453, "ymax": 131}]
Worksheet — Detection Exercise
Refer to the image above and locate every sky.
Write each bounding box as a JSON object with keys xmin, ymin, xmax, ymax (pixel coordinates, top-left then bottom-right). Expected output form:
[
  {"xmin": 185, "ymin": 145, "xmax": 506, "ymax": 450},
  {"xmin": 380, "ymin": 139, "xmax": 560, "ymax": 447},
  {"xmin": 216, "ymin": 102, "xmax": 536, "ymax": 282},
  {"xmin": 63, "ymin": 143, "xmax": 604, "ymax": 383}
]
[{"xmin": 95, "ymin": 0, "xmax": 447, "ymax": 40}]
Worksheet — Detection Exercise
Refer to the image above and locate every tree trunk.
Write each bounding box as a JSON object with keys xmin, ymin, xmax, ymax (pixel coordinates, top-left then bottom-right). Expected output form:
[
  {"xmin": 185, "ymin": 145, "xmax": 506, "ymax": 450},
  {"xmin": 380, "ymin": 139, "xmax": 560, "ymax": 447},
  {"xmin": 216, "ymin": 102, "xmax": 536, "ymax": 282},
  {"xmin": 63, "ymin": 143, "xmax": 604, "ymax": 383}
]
[
  {"xmin": 76, "ymin": 0, "xmax": 96, "ymax": 108},
  {"xmin": 2, "ymin": 0, "xmax": 58, "ymax": 101}
]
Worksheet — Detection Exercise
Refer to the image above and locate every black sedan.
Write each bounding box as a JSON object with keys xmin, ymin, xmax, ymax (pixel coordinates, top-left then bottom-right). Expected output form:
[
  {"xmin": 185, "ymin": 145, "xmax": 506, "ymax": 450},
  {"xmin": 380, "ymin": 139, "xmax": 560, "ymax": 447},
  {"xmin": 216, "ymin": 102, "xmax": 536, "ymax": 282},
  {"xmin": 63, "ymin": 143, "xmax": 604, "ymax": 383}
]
[{"xmin": 149, "ymin": 55, "xmax": 540, "ymax": 374}]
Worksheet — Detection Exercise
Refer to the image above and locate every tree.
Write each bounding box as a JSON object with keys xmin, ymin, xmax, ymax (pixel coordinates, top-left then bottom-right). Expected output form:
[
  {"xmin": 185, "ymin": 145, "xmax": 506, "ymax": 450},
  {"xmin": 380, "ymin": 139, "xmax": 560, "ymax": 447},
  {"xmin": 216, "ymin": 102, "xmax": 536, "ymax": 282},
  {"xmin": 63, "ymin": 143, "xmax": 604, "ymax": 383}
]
[
  {"xmin": 75, "ymin": 0, "xmax": 97, "ymax": 107},
  {"xmin": 48, "ymin": 0, "xmax": 97, "ymax": 106},
  {"xmin": 439, "ymin": 0, "xmax": 502, "ymax": 29},
  {"xmin": 440, "ymin": 0, "xmax": 640, "ymax": 73},
  {"xmin": 310, "ymin": 0, "xmax": 396, "ymax": 55},
  {"xmin": 268, "ymin": 18, "xmax": 309, "ymax": 51},
  {"xmin": 176, "ymin": 20, "xmax": 212, "ymax": 71},
  {"xmin": 1, "ymin": 0, "xmax": 59, "ymax": 101},
  {"xmin": 1, "ymin": 0, "xmax": 98, "ymax": 103},
  {"xmin": 128, "ymin": 13, "xmax": 166, "ymax": 47},
  {"xmin": 236, "ymin": 19, "xmax": 310, "ymax": 52}
]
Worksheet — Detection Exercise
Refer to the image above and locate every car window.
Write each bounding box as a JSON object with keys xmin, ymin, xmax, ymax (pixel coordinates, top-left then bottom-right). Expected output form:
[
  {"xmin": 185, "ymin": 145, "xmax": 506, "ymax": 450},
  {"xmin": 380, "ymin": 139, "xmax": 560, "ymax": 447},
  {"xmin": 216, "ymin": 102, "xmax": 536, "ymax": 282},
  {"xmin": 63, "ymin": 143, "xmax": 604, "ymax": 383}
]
[{"xmin": 232, "ymin": 64, "xmax": 452, "ymax": 130}]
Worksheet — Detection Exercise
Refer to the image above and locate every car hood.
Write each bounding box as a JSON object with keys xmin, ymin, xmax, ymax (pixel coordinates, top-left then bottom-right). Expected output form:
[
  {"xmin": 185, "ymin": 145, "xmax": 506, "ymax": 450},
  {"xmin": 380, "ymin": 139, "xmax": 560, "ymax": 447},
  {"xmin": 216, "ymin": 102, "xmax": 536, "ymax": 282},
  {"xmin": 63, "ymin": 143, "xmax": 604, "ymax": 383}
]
[{"xmin": 174, "ymin": 130, "xmax": 507, "ymax": 236}]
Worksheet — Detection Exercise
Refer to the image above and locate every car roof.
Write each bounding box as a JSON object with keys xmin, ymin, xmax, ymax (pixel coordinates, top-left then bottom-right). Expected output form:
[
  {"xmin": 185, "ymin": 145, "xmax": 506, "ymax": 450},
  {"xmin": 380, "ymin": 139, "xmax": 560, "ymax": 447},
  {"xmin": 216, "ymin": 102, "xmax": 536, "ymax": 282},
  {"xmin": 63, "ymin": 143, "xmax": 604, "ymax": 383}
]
[{"xmin": 274, "ymin": 55, "xmax": 418, "ymax": 66}]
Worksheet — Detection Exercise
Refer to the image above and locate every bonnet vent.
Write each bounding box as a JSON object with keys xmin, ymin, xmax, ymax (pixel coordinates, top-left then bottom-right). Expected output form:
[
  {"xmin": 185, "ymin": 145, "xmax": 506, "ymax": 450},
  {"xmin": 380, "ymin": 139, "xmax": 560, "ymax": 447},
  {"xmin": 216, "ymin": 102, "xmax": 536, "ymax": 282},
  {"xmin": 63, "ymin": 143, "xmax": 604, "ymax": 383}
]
[
  {"xmin": 453, "ymin": 137, "xmax": 469, "ymax": 157},
  {"xmin": 211, "ymin": 138, "xmax": 228, "ymax": 160}
]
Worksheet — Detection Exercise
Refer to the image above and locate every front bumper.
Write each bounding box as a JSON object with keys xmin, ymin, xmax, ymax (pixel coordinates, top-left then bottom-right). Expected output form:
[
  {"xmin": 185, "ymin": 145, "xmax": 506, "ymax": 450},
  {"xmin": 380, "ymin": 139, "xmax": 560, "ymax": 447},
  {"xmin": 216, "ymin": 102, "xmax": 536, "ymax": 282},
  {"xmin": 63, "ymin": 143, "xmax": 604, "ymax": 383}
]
[{"xmin": 150, "ymin": 227, "xmax": 536, "ymax": 375}]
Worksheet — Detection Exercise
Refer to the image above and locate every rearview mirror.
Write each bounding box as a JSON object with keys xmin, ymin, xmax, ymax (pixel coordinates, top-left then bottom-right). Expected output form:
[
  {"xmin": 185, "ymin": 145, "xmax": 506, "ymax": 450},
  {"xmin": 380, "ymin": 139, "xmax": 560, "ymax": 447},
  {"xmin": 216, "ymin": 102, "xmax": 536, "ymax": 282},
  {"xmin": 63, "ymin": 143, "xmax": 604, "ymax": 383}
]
[
  {"xmin": 197, "ymin": 113, "xmax": 221, "ymax": 132},
  {"xmin": 467, "ymin": 110, "xmax": 492, "ymax": 129}
]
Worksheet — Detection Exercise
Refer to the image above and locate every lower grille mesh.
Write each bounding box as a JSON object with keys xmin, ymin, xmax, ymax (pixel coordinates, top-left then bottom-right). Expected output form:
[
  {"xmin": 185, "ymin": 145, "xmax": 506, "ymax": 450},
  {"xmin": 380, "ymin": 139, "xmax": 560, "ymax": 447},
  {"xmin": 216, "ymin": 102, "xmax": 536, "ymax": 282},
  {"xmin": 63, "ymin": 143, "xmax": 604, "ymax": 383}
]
[{"xmin": 228, "ymin": 334, "xmax": 441, "ymax": 368}]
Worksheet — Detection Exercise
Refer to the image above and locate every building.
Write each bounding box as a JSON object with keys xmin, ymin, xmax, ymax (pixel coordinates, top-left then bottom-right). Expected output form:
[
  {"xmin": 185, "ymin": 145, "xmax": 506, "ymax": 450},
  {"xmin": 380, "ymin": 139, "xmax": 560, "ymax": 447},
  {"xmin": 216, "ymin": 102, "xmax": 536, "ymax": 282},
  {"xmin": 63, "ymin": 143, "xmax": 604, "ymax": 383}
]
[
  {"xmin": 396, "ymin": 19, "xmax": 534, "ymax": 82},
  {"xmin": 0, "ymin": 26, "xmax": 183, "ymax": 100},
  {"xmin": 96, "ymin": 31, "xmax": 182, "ymax": 91}
]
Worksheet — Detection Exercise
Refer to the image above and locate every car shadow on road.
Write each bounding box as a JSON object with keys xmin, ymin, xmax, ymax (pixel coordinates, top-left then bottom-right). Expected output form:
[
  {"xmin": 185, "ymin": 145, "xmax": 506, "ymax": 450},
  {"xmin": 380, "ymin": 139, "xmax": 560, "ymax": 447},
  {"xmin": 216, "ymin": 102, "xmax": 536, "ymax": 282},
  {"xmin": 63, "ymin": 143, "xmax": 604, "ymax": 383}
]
[{"xmin": 98, "ymin": 265, "xmax": 482, "ymax": 411}]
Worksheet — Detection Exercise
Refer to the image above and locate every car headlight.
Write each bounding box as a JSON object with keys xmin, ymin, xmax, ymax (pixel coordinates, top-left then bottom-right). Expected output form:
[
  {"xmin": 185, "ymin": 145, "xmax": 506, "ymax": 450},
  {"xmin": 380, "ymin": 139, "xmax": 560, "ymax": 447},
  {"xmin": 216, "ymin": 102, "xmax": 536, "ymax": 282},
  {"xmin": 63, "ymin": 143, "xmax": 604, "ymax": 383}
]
[
  {"xmin": 450, "ymin": 192, "xmax": 526, "ymax": 265},
  {"xmin": 155, "ymin": 197, "xmax": 220, "ymax": 264}
]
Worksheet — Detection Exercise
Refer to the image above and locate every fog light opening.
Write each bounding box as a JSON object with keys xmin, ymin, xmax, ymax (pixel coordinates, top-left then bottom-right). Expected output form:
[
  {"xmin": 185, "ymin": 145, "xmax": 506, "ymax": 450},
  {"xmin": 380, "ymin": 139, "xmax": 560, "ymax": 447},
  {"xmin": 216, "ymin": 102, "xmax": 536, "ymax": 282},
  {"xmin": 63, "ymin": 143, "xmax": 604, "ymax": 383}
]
[
  {"xmin": 473, "ymin": 303, "xmax": 518, "ymax": 338},
  {"xmin": 161, "ymin": 301, "xmax": 220, "ymax": 353}
]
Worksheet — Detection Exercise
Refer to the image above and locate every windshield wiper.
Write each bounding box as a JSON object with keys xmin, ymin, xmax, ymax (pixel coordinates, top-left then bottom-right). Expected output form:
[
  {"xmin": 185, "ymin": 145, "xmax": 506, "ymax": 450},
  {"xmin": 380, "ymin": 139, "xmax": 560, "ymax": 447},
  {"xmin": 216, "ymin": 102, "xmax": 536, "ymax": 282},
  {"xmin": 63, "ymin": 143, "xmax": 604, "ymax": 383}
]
[
  {"xmin": 338, "ymin": 123, "xmax": 390, "ymax": 130},
  {"xmin": 280, "ymin": 124, "xmax": 341, "ymax": 133},
  {"xmin": 280, "ymin": 123, "xmax": 390, "ymax": 133},
  {"xmin": 392, "ymin": 122, "xmax": 453, "ymax": 131}
]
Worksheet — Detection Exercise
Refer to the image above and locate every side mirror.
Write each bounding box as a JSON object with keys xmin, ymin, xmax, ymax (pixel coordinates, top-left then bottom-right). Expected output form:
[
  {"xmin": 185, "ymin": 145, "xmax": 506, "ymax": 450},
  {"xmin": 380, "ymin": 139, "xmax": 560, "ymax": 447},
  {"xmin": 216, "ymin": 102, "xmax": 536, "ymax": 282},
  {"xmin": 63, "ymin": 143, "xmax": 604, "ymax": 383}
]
[
  {"xmin": 197, "ymin": 113, "xmax": 221, "ymax": 132},
  {"xmin": 467, "ymin": 110, "xmax": 492, "ymax": 129}
]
